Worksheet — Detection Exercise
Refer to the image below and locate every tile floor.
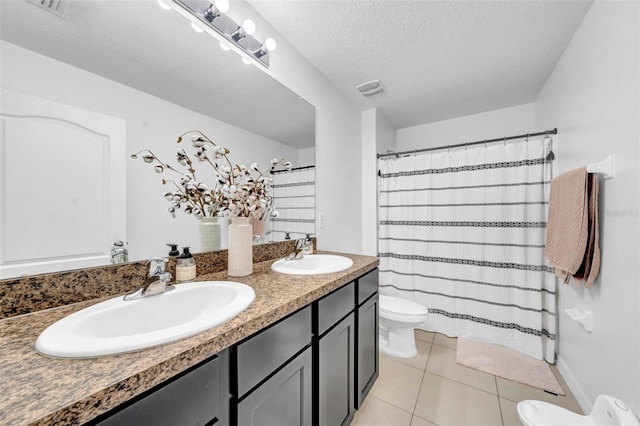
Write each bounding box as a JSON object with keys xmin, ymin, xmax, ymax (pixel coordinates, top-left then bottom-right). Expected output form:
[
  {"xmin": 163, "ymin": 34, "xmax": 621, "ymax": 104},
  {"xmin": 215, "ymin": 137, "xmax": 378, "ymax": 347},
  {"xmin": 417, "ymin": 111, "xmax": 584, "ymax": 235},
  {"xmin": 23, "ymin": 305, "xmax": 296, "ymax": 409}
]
[{"xmin": 351, "ymin": 331, "xmax": 582, "ymax": 426}]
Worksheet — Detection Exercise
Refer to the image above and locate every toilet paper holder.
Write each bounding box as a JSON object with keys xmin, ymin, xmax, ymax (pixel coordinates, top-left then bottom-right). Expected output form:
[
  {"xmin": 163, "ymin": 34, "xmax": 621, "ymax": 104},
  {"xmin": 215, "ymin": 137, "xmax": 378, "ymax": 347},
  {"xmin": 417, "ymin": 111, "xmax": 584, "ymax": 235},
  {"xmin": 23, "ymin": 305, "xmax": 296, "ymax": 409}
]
[{"xmin": 565, "ymin": 305, "xmax": 593, "ymax": 333}]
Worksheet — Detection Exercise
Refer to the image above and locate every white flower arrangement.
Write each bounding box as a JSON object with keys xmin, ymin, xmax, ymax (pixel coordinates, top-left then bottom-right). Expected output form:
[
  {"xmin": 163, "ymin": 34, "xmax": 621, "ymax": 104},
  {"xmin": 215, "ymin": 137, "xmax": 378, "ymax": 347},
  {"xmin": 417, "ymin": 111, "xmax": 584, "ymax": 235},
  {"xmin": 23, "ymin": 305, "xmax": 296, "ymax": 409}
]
[{"xmin": 132, "ymin": 130, "xmax": 291, "ymax": 219}]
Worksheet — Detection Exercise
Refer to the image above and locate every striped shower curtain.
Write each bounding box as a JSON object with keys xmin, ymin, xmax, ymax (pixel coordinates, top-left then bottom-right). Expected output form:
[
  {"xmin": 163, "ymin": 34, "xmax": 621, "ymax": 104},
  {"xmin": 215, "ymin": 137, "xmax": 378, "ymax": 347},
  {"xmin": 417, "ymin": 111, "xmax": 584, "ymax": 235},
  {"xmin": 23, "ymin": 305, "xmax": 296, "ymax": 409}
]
[
  {"xmin": 378, "ymin": 138, "xmax": 556, "ymax": 362},
  {"xmin": 270, "ymin": 166, "xmax": 316, "ymax": 241}
]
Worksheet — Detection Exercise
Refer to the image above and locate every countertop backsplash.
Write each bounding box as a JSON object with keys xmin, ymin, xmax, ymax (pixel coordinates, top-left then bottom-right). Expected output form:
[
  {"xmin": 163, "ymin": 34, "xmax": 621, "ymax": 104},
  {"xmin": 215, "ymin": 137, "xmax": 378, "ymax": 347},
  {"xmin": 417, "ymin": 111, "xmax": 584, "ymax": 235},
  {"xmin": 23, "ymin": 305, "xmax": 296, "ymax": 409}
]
[{"xmin": 0, "ymin": 238, "xmax": 315, "ymax": 319}]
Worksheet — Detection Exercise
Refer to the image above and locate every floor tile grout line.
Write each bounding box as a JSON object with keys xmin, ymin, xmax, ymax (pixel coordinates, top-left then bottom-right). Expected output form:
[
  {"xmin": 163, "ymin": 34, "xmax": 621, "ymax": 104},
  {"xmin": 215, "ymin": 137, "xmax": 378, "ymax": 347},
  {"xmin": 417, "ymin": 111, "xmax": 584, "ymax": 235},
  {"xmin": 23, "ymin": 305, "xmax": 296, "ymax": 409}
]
[
  {"xmin": 411, "ymin": 341, "xmax": 433, "ymax": 415},
  {"xmin": 424, "ymin": 370, "xmax": 501, "ymax": 397},
  {"xmin": 496, "ymin": 375, "xmax": 506, "ymax": 426},
  {"xmin": 367, "ymin": 393, "xmax": 416, "ymax": 418}
]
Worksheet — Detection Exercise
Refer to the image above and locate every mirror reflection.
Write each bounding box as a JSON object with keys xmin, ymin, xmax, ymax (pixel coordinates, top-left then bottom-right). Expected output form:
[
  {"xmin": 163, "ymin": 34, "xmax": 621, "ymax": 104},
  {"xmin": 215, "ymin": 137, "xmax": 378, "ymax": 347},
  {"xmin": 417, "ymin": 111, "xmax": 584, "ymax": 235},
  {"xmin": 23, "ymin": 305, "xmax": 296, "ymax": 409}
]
[{"xmin": 0, "ymin": 0, "xmax": 315, "ymax": 279}]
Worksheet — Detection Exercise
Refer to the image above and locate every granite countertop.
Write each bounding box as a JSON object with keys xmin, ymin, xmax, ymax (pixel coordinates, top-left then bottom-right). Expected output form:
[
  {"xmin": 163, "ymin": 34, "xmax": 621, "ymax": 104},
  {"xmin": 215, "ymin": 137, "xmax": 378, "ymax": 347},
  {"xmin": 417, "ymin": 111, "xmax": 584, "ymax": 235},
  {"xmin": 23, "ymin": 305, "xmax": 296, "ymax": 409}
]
[{"xmin": 0, "ymin": 251, "xmax": 378, "ymax": 426}]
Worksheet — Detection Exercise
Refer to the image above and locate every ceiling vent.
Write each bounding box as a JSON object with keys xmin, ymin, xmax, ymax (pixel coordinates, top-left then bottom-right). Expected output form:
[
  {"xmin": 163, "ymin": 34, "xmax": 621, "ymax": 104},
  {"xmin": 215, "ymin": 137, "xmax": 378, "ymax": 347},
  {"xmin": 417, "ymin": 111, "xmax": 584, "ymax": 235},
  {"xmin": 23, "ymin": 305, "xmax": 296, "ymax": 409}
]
[
  {"xmin": 356, "ymin": 80, "xmax": 385, "ymax": 97},
  {"xmin": 27, "ymin": 0, "xmax": 71, "ymax": 17}
]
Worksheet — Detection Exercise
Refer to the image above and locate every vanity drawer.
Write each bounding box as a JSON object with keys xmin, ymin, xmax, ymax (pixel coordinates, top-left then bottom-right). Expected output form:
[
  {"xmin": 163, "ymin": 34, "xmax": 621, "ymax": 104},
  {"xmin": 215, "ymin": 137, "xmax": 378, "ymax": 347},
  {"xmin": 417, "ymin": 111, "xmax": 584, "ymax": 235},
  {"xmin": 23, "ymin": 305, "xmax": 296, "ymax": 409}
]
[
  {"xmin": 95, "ymin": 350, "xmax": 229, "ymax": 426},
  {"xmin": 237, "ymin": 305, "xmax": 312, "ymax": 397},
  {"xmin": 357, "ymin": 268, "xmax": 378, "ymax": 305},
  {"xmin": 317, "ymin": 281, "xmax": 355, "ymax": 336}
]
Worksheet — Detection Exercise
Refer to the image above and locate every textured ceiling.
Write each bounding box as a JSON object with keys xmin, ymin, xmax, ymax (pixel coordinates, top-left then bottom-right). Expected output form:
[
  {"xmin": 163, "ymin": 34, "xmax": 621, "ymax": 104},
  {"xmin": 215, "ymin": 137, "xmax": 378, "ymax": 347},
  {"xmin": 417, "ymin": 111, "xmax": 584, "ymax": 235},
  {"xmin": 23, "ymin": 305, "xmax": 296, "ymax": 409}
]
[
  {"xmin": 249, "ymin": 0, "xmax": 593, "ymax": 129},
  {"xmin": 0, "ymin": 0, "xmax": 315, "ymax": 148}
]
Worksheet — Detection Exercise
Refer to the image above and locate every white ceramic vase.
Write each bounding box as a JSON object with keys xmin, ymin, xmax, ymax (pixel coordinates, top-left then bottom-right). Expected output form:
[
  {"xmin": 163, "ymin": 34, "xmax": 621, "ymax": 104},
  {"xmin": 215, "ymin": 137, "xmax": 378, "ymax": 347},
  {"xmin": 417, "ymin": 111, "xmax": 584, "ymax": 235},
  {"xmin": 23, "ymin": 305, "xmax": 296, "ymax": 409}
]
[
  {"xmin": 228, "ymin": 216, "xmax": 253, "ymax": 277},
  {"xmin": 200, "ymin": 217, "xmax": 228, "ymax": 252}
]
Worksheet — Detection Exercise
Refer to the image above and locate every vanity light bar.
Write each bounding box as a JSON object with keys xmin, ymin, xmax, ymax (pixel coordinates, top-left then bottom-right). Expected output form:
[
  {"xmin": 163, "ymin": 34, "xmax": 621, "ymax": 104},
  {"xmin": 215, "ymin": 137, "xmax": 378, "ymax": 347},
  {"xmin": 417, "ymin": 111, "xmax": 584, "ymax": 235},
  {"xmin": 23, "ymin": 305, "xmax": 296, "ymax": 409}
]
[{"xmin": 170, "ymin": 0, "xmax": 274, "ymax": 68}]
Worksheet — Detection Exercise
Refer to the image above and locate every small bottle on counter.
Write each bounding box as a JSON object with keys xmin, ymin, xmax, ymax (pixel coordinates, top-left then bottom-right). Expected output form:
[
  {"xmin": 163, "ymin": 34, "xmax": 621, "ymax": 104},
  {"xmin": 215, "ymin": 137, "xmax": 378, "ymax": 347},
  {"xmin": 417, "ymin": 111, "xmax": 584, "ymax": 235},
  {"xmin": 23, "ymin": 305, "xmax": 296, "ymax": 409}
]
[
  {"xmin": 302, "ymin": 234, "xmax": 314, "ymax": 254},
  {"xmin": 110, "ymin": 241, "xmax": 128, "ymax": 264},
  {"xmin": 166, "ymin": 243, "xmax": 180, "ymax": 257},
  {"xmin": 176, "ymin": 247, "xmax": 196, "ymax": 282}
]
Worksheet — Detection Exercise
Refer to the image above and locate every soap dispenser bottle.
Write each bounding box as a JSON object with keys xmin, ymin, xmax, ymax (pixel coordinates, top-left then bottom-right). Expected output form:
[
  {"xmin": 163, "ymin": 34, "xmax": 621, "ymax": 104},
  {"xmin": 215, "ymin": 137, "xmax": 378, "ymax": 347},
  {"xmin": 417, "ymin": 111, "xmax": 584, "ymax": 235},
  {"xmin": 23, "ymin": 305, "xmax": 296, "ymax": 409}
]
[
  {"xmin": 110, "ymin": 241, "xmax": 128, "ymax": 264},
  {"xmin": 167, "ymin": 243, "xmax": 180, "ymax": 257},
  {"xmin": 176, "ymin": 247, "xmax": 196, "ymax": 283},
  {"xmin": 302, "ymin": 234, "xmax": 314, "ymax": 254}
]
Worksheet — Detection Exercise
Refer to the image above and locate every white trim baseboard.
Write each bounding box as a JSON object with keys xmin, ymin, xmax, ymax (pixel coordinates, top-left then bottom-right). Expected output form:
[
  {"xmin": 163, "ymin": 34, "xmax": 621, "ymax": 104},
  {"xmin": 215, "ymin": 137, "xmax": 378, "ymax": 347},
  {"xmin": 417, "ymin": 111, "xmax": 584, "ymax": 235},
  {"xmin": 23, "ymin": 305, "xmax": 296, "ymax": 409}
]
[{"xmin": 556, "ymin": 355, "xmax": 593, "ymax": 413}]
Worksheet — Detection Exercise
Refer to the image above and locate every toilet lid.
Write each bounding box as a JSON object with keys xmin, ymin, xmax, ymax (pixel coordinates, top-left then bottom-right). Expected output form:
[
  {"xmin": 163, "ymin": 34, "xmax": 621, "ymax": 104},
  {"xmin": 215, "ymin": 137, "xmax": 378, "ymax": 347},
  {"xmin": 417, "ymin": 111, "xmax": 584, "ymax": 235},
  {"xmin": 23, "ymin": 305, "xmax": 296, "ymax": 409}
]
[
  {"xmin": 379, "ymin": 295, "xmax": 429, "ymax": 316},
  {"xmin": 517, "ymin": 400, "xmax": 592, "ymax": 426}
]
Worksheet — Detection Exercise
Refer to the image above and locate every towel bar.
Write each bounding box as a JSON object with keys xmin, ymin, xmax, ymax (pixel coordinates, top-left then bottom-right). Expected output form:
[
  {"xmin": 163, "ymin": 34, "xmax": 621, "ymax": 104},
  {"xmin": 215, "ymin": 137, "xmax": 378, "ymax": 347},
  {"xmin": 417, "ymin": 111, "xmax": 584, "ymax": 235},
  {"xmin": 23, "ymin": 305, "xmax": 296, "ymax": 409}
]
[
  {"xmin": 586, "ymin": 155, "xmax": 614, "ymax": 179},
  {"xmin": 565, "ymin": 305, "xmax": 593, "ymax": 332}
]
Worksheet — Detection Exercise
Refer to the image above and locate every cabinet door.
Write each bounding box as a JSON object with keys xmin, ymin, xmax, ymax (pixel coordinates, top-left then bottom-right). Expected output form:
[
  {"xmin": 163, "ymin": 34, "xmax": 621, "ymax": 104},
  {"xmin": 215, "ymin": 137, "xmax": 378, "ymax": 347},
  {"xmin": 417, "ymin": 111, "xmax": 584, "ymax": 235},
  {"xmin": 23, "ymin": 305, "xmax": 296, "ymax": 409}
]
[
  {"xmin": 356, "ymin": 293, "xmax": 379, "ymax": 408},
  {"xmin": 95, "ymin": 350, "xmax": 229, "ymax": 426},
  {"xmin": 318, "ymin": 313, "xmax": 355, "ymax": 426},
  {"xmin": 237, "ymin": 347, "xmax": 312, "ymax": 426}
]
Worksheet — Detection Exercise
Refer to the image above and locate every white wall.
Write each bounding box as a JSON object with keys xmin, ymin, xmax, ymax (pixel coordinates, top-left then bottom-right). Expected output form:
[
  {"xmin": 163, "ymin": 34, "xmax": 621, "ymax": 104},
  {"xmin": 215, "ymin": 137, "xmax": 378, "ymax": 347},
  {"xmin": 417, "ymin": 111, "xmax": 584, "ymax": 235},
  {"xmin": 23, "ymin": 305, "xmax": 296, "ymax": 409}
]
[
  {"xmin": 534, "ymin": 0, "xmax": 639, "ymax": 414},
  {"xmin": 396, "ymin": 103, "xmax": 535, "ymax": 151},
  {"xmin": 1, "ymin": 41, "xmax": 299, "ymax": 262},
  {"xmin": 361, "ymin": 108, "xmax": 396, "ymax": 256},
  {"xmin": 298, "ymin": 147, "xmax": 315, "ymax": 168},
  {"xmin": 232, "ymin": 1, "xmax": 364, "ymax": 254}
]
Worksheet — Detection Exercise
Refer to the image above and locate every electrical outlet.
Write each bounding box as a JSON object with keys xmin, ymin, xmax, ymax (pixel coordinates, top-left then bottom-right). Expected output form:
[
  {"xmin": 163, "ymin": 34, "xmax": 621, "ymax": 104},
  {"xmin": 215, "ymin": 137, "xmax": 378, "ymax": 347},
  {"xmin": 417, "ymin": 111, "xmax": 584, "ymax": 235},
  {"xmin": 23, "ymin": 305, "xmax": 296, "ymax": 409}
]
[{"xmin": 318, "ymin": 213, "xmax": 326, "ymax": 229}]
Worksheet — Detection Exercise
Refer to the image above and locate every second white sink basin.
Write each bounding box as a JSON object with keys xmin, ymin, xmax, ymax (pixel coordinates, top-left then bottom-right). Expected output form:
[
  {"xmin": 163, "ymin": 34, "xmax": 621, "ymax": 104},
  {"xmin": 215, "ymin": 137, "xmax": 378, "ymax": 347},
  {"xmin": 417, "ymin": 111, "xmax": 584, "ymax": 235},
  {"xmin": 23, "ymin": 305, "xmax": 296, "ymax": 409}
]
[
  {"xmin": 35, "ymin": 281, "xmax": 255, "ymax": 358},
  {"xmin": 271, "ymin": 254, "xmax": 353, "ymax": 275}
]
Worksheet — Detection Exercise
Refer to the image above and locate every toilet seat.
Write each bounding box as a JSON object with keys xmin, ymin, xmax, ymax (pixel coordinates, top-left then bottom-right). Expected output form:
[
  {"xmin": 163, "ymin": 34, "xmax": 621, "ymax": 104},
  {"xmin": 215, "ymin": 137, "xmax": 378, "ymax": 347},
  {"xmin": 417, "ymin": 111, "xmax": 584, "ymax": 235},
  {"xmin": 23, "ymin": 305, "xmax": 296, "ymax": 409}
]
[
  {"xmin": 517, "ymin": 401, "xmax": 593, "ymax": 426},
  {"xmin": 379, "ymin": 295, "xmax": 428, "ymax": 322},
  {"xmin": 517, "ymin": 395, "xmax": 640, "ymax": 426}
]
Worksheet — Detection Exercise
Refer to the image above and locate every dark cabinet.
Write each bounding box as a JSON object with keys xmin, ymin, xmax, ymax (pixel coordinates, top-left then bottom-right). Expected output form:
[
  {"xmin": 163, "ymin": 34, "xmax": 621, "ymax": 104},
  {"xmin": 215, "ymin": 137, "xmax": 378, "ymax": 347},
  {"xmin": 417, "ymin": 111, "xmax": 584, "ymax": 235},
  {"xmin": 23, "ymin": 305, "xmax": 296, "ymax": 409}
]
[
  {"xmin": 355, "ymin": 268, "xmax": 379, "ymax": 409},
  {"xmin": 237, "ymin": 348, "xmax": 313, "ymax": 426},
  {"xmin": 235, "ymin": 306, "xmax": 313, "ymax": 426},
  {"xmin": 317, "ymin": 313, "xmax": 355, "ymax": 426},
  {"xmin": 355, "ymin": 293, "xmax": 378, "ymax": 408},
  {"xmin": 93, "ymin": 350, "xmax": 229, "ymax": 426},
  {"xmin": 314, "ymin": 282, "xmax": 356, "ymax": 426}
]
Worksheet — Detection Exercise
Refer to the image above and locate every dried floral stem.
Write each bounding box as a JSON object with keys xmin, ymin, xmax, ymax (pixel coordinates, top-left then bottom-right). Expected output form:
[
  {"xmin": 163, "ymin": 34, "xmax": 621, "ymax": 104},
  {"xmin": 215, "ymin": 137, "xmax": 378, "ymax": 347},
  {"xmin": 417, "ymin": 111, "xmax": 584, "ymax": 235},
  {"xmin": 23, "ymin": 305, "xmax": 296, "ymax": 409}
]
[{"xmin": 134, "ymin": 130, "xmax": 291, "ymax": 219}]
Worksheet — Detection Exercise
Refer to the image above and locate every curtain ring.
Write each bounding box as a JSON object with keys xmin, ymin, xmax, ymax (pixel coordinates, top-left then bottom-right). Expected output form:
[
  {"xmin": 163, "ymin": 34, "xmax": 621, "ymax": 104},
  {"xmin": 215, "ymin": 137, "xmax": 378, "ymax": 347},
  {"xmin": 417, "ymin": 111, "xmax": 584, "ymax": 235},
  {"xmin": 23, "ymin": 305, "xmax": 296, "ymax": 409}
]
[
  {"xmin": 526, "ymin": 133, "xmax": 530, "ymax": 143},
  {"xmin": 447, "ymin": 145, "xmax": 450, "ymax": 153},
  {"xmin": 503, "ymin": 137, "xmax": 507, "ymax": 146},
  {"xmin": 484, "ymin": 140, "xmax": 487, "ymax": 149},
  {"xmin": 414, "ymin": 149, "xmax": 417, "ymax": 157}
]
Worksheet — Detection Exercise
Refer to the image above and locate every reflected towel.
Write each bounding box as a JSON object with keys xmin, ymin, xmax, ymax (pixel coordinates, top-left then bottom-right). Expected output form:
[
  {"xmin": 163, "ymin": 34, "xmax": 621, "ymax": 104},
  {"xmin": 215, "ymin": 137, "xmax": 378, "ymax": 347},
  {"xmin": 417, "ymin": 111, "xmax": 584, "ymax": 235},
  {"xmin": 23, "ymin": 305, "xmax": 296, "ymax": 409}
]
[{"xmin": 544, "ymin": 167, "xmax": 600, "ymax": 286}]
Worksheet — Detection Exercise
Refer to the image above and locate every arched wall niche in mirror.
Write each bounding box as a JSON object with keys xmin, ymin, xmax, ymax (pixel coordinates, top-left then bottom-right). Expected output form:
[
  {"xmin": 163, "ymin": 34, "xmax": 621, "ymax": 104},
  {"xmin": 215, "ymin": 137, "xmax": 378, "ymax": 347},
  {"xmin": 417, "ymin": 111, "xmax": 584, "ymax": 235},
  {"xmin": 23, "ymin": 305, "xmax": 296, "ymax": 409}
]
[{"xmin": 0, "ymin": 0, "xmax": 315, "ymax": 279}]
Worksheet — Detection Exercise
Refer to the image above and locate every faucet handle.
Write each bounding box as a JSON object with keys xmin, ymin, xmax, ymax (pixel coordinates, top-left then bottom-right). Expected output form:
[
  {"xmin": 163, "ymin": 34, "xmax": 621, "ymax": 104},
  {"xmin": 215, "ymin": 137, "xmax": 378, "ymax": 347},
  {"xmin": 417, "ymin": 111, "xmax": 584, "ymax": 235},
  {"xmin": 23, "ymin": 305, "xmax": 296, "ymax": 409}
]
[{"xmin": 148, "ymin": 257, "xmax": 168, "ymax": 276}]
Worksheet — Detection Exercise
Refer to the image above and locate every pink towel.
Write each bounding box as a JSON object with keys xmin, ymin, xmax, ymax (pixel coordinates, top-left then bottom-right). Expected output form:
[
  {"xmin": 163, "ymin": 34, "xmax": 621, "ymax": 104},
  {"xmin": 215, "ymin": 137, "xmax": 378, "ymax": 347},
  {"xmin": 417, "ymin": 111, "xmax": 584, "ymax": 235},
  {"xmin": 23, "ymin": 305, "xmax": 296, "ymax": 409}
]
[{"xmin": 544, "ymin": 168, "xmax": 600, "ymax": 286}]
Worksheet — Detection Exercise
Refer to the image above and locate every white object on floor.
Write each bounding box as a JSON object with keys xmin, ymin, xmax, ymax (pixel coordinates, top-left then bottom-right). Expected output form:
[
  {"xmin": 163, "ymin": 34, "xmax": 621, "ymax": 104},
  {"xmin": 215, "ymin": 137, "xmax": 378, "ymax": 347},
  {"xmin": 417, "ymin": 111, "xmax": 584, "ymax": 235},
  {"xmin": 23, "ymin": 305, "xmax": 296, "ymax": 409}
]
[
  {"xmin": 379, "ymin": 295, "xmax": 428, "ymax": 358},
  {"xmin": 518, "ymin": 394, "xmax": 640, "ymax": 426}
]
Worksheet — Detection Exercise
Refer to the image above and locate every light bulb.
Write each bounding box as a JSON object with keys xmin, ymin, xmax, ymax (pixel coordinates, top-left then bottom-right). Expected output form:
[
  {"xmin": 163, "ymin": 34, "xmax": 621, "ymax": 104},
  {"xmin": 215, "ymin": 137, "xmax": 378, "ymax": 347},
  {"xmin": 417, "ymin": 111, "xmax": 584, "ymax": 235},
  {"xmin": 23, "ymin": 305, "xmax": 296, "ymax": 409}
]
[
  {"xmin": 191, "ymin": 22, "xmax": 204, "ymax": 33},
  {"xmin": 242, "ymin": 19, "xmax": 256, "ymax": 35},
  {"xmin": 264, "ymin": 37, "xmax": 277, "ymax": 52},
  {"xmin": 242, "ymin": 57, "xmax": 252, "ymax": 65},
  {"xmin": 214, "ymin": 0, "xmax": 229, "ymax": 13},
  {"xmin": 156, "ymin": 0, "xmax": 172, "ymax": 10},
  {"xmin": 219, "ymin": 41, "xmax": 231, "ymax": 51}
]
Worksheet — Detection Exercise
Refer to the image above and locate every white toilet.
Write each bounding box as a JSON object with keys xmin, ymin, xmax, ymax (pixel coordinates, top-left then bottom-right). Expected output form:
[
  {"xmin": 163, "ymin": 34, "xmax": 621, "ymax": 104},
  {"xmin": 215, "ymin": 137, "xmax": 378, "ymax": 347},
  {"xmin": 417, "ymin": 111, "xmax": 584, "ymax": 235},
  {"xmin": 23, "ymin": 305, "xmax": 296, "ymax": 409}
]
[
  {"xmin": 379, "ymin": 295, "xmax": 429, "ymax": 358},
  {"xmin": 517, "ymin": 394, "xmax": 640, "ymax": 426}
]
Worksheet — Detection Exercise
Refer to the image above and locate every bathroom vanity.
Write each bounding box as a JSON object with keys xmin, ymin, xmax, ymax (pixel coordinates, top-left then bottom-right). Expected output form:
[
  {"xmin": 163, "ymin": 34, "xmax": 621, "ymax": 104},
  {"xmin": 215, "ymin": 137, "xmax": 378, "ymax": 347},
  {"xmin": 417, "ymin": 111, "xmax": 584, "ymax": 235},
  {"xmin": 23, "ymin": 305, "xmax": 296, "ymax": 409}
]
[
  {"xmin": 0, "ymin": 251, "xmax": 378, "ymax": 426},
  {"xmin": 93, "ymin": 268, "xmax": 379, "ymax": 426}
]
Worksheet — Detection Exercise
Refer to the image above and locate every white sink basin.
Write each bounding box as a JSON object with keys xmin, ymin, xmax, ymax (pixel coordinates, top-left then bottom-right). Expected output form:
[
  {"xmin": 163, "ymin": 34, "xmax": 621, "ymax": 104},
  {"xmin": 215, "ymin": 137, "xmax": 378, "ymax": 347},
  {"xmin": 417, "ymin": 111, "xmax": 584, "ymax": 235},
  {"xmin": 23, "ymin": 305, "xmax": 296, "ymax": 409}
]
[
  {"xmin": 271, "ymin": 254, "xmax": 354, "ymax": 275},
  {"xmin": 35, "ymin": 281, "xmax": 255, "ymax": 358}
]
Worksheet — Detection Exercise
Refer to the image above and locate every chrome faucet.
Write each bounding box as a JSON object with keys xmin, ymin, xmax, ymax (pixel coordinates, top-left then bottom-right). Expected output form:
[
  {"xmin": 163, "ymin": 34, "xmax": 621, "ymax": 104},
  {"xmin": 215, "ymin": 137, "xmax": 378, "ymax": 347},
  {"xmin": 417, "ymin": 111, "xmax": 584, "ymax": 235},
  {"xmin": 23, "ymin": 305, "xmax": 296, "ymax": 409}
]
[
  {"xmin": 124, "ymin": 257, "xmax": 174, "ymax": 301},
  {"xmin": 286, "ymin": 239, "xmax": 306, "ymax": 261}
]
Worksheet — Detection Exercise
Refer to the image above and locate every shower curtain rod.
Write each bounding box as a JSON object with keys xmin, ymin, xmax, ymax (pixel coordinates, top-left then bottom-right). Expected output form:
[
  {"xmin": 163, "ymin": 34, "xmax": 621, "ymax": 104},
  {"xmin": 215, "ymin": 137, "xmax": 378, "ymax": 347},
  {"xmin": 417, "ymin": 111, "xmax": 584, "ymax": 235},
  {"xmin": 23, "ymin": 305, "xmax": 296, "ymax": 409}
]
[
  {"xmin": 377, "ymin": 128, "xmax": 557, "ymax": 159},
  {"xmin": 271, "ymin": 164, "xmax": 315, "ymax": 174}
]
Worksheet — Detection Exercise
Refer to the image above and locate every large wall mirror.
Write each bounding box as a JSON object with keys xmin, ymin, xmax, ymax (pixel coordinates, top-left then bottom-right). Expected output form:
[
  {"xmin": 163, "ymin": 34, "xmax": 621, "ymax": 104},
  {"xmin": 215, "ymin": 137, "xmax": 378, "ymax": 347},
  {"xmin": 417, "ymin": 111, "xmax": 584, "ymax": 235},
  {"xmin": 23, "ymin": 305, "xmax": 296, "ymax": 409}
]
[{"xmin": 0, "ymin": 0, "xmax": 315, "ymax": 279}]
